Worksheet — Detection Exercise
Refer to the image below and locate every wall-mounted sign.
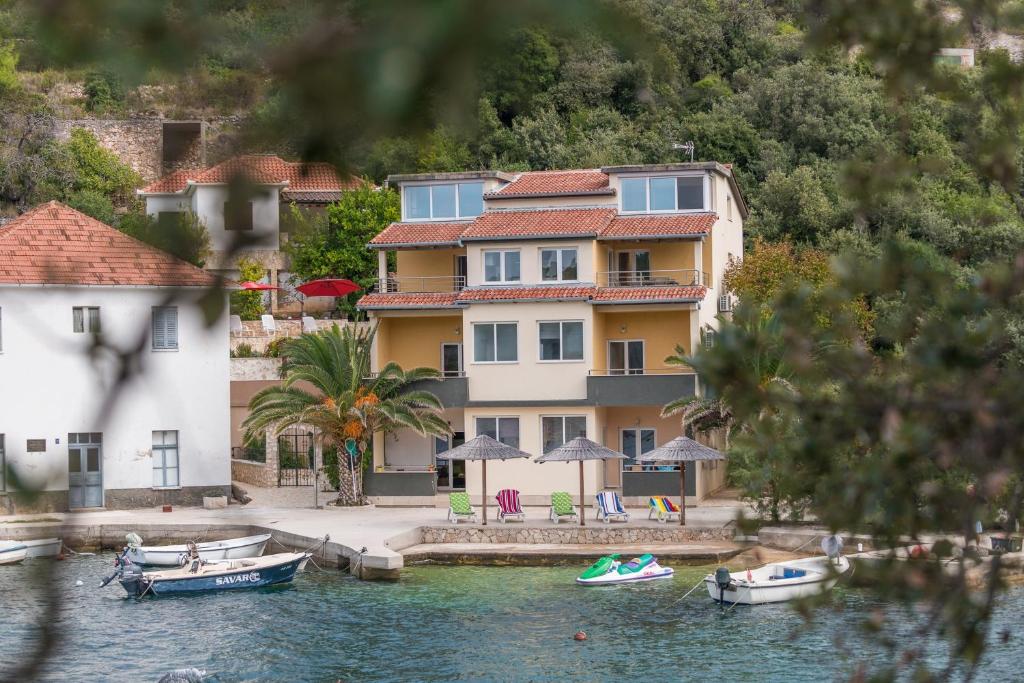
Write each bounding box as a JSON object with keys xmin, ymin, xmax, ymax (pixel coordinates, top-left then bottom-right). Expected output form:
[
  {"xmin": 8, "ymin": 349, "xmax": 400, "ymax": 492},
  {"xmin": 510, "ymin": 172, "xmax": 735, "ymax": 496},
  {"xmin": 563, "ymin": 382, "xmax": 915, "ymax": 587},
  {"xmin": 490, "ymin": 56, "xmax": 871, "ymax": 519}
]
[{"xmin": 26, "ymin": 439, "xmax": 46, "ymax": 452}]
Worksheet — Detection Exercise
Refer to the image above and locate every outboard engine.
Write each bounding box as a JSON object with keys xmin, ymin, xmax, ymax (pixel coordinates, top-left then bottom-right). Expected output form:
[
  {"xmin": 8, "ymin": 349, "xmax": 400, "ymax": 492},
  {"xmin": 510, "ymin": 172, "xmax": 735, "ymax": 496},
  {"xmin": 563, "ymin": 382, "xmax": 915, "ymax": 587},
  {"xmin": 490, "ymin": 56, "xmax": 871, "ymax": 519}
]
[
  {"xmin": 119, "ymin": 561, "xmax": 147, "ymax": 598},
  {"xmin": 714, "ymin": 566, "xmax": 732, "ymax": 604}
]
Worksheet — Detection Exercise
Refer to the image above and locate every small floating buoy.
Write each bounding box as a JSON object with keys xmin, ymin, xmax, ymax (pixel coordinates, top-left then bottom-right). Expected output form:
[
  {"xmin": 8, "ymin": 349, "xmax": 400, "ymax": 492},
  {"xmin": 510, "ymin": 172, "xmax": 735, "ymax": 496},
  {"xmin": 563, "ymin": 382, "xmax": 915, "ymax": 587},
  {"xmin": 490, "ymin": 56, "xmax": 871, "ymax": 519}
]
[
  {"xmin": 75, "ymin": 580, "xmax": 84, "ymax": 587},
  {"xmin": 574, "ymin": 631, "xmax": 587, "ymax": 641}
]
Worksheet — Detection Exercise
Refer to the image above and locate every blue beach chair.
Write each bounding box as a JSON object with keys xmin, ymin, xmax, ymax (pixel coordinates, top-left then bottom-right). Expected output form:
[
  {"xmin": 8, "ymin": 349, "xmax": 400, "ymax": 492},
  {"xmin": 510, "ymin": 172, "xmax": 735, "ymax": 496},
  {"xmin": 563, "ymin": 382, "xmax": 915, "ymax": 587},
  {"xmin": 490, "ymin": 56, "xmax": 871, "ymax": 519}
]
[{"xmin": 596, "ymin": 491, "xmax": 630, "ymax": 523}]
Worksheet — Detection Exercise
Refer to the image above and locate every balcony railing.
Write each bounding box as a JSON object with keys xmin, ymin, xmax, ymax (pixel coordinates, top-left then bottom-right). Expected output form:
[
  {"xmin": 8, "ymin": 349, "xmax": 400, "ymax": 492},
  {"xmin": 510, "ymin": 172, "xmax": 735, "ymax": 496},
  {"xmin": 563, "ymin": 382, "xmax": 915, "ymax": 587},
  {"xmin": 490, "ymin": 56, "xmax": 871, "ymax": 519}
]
[
  {"xmin": 597, "ymin": 269, "xmax": 709, "ymax": 288},
  {"xmin": 588, "ymin": 366, "xmax": 695, "ymax": 376},
  {"xmin": 374, "ymin": 275, "xmax": 466, "ymax": 293}
]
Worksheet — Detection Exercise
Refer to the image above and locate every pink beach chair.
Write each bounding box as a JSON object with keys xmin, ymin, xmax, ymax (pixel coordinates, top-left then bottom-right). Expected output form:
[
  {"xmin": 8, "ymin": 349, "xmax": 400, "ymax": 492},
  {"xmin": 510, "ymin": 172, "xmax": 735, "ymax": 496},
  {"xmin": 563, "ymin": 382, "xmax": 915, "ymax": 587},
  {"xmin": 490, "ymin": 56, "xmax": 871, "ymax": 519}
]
[{"xmin": 495, "ymin": 488, "xmax": 526, "ymax": 523}]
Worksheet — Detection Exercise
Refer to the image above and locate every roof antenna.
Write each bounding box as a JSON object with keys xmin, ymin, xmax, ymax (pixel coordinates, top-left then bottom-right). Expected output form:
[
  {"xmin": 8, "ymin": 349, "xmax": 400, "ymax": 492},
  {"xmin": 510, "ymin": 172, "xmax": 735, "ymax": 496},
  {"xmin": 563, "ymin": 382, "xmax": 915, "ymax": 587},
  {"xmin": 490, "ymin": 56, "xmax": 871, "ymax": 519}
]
[{"xmin": 671, "ymin": 141, "xmax": 695, "ymax": 162}]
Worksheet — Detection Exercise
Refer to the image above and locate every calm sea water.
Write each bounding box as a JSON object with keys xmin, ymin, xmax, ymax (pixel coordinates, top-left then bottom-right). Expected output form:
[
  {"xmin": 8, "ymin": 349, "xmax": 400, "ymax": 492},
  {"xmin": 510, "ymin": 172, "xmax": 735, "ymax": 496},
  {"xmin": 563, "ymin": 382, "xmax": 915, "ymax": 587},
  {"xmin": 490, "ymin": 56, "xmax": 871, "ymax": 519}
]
[{"xmin": 0, "ymin": 555, "xmax": 1021, "ymax": 682}]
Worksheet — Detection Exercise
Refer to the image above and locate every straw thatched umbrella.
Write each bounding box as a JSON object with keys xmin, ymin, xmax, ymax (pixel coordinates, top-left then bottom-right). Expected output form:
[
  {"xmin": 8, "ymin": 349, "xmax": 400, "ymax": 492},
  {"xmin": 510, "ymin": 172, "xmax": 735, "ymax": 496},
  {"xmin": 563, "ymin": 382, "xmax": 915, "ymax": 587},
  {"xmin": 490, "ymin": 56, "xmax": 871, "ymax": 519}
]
[
  {"xmin": 436, "ymin": 434, "xmax": 532, "ymax": 525},
  {"xmin": 534, "ymin": 437, "xmax": 627, "ymax": 526},
  {"xmin": 636, "ymin": 435, "xmax": 724, "ymax": 525}
]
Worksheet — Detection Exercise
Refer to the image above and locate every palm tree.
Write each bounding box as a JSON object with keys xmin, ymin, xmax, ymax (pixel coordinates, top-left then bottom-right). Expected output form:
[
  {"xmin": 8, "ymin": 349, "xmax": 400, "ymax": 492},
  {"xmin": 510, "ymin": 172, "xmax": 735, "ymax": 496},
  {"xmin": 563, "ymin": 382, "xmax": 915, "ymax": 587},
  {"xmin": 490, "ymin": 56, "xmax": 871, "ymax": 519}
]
[{"xmin": 242, "ymin": 323, "xmax": 451, "ymax": 505}]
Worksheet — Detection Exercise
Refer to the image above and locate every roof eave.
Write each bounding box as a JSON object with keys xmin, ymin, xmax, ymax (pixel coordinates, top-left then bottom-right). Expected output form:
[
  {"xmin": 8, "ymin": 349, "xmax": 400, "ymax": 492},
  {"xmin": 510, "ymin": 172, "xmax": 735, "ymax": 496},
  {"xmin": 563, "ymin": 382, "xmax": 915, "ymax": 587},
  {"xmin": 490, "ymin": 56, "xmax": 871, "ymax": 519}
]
[
  {"xmin": 484, "ymin": 189, "xmax": 616, "ymax": 200},
  {"xmin": 592, "ymin": 297, "xmax": 703, "ymax": 305},
  {"xmin": 597, "ymin": 232, "xmax": 707, "ymax": 241},
  {"xmin": 460, "ymin": 232, "xmax": 599, "ymax": 243},
  {"xmin": 368, "ymin": 241, "xmax": 462, "ymax": 250}
]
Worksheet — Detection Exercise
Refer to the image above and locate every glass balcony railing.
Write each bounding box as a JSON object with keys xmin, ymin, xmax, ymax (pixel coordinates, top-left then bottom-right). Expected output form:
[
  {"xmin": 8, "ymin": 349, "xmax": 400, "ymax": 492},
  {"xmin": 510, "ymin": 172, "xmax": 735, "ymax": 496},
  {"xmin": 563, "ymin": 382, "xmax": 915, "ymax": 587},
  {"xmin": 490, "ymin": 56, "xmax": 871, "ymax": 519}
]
[{"xmin": 596, "ymin": 269, "xmax": 709, "ymax": 288}]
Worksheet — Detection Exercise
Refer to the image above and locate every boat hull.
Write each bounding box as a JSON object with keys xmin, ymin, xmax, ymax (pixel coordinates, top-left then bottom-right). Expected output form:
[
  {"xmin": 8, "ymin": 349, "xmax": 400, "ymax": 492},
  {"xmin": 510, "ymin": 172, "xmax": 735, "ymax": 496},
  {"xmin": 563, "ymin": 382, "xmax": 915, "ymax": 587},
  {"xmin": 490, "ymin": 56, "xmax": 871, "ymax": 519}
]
[
  {"xmin": 125, "ymin": 534, "xmax": 271, "ymax": 566},
  {"xmin": 0, "ymin": 543, "xmax": 28, "ymax": 565},
  {"xmin": 22, "ymin": 538, "xmax": 63, "ymax": 559},
  {"xmin": 705, "ymin": 556, "xmax": 849, "ymax": 605},
  {"xmin": 120, "ymin": 553, "xmax": 308, "ymax": 598}
]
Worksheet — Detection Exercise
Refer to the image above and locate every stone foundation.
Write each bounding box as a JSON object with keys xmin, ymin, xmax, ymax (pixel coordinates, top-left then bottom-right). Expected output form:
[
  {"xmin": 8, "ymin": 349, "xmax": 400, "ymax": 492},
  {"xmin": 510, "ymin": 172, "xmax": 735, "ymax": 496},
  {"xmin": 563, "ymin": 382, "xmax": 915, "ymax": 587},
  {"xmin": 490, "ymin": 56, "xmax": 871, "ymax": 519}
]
[
  {"xmin": 421, "ymin": 525, "xmax": 731, "ymax": 545},
  {"xmin": 231, "ymin": 459, "xmax": 279, "ymax": 488},
  {"xmin": 103, "ymin": 486, "xmax": 232, "ymax": 509},
  {"xmin": 0, "ymin": 491, "xmax": 69, "ymax": 515}
]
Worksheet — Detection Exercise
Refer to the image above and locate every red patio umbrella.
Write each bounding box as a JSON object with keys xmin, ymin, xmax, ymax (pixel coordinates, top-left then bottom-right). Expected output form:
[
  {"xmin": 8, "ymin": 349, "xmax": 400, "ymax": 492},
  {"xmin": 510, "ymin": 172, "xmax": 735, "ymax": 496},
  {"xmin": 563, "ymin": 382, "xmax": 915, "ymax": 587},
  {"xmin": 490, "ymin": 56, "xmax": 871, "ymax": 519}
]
[{"xmin": 296, "ymin": 278, "xmax": 361, "ymax": 298}]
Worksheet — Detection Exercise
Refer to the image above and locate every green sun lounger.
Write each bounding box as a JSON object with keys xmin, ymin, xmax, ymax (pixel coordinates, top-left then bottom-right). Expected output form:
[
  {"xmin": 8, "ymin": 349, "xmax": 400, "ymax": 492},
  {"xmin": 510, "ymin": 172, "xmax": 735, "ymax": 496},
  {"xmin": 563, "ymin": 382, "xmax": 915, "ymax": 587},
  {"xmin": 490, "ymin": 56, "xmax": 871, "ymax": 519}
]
[
  {"xmin": 447, "ymin": 492, "xmax": 478, "ymax": 524},
  {"xmin": 549, "ymin": 491, "xmax": 578, "ymax": 524}
]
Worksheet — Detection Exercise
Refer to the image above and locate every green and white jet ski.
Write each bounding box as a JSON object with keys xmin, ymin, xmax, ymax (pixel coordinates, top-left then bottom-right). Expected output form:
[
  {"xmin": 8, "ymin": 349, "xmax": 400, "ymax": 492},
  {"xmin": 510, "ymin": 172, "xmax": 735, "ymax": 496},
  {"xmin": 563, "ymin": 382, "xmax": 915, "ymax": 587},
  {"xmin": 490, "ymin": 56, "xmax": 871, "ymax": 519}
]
[{"xmin": 576, "ymin": 553, "xmax": 674, "ymax": 585}]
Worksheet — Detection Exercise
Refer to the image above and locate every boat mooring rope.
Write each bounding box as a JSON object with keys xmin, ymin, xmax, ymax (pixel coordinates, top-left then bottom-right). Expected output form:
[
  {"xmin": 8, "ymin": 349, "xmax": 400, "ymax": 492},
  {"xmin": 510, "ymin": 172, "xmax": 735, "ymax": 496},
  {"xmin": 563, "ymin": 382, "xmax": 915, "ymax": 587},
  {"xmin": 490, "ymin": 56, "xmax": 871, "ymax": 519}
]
[
  {"xmin": 61, "ymin": 544, "xmax": 95, "ymax": 556},
  {"xmin": 269, "ymin": 534, "xmax": 327, "ymax": 570}
]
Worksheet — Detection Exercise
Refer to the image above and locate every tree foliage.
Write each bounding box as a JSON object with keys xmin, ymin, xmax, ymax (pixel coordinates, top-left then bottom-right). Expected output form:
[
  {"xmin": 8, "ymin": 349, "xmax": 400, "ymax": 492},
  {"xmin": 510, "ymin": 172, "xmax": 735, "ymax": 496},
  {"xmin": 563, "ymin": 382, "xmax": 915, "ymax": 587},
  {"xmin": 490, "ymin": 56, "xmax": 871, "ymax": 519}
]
[{"xmin": 230, "ymin": 256, "xmax": 267, "ymax": 320}]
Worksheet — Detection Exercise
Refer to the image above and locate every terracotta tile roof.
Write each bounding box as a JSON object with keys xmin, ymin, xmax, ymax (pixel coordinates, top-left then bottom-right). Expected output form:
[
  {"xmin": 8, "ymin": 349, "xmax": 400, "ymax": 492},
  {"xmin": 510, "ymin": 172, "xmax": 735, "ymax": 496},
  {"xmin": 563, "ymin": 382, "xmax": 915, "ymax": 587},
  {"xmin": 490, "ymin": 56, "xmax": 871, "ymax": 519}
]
[
  {"xmin": 592, "ymin": 286, "xmax": 707, "ymax": 303},
  {"xmin": 457, "ymin": 286, "xmax": 595, "ymax": 302},
  {"xmin": 600, "ymin": 213, "xmax": 716, "ymax": 239},
  {"xmin": 461, "ymin": 208, "xmax": 616, "ymax": 241},
  {"xmin": 140, "ymin": 155, "xmax": 361, "ymax": 194},
  {"xmin": 486, "ymin": 170, "xmax": 612, "ymax": 198},
  {"xmin": 0, "ymin": 202, "xmax": 218, "ymax": 287},
  {"xmin": 356, "ymin": 292, "xmax": 461, "ymax": 309},
  {"xmin": 369, "ymin": 221, "xmax": 470, "ymax": 247},
  {"xmin": 281, "ymin": 190, "xmax": 344, "ymax": 203}
]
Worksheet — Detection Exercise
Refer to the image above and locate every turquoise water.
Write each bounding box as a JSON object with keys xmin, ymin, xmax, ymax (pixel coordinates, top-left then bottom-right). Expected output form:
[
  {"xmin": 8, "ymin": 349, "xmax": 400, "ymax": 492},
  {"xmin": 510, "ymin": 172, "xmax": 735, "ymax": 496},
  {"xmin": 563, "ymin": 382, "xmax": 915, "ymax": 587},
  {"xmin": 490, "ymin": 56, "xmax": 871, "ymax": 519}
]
[{"xmin": 0, "ymin": 555, "xmax": 1021, "ymax": 682}]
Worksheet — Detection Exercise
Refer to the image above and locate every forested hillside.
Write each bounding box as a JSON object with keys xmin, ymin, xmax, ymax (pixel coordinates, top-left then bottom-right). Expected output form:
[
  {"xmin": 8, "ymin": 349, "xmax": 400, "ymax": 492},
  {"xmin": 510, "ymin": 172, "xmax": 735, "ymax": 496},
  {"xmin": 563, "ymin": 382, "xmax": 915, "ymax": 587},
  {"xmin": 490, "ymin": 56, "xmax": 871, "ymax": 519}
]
[{"xmin": 2, "ymin": 0, "xmax": 1023, "ymax": 275}]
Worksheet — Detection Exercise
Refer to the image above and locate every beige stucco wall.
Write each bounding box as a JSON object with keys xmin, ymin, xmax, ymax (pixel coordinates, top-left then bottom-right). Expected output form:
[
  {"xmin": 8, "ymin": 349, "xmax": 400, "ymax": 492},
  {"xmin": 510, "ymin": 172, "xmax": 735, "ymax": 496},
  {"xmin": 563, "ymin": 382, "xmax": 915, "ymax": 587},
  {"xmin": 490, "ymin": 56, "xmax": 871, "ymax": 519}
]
[
  {"xmin": 596, "ymin": 239, "xmax": 703, "ymax": 276},
  {"xmin": 376, "ymin": 314, "xmax": 463, "ymax": 372},
  {"xmin": 592, "ymin": 308, "xmax": 694, "ymax": 372},
  {"xmin": 395, "ymin": 248, "xmax": 466, "ymax": 280},
  {"xmin": 465, "ymin": 238, "xmax": 596, "ymax": 287},
  {"xmin": 597, "ymin": 405, "xmax": 686, "ymax": 487},
  {"xmin": 463, "ymin": 301, "xmax": 592, "ymax": 401}
]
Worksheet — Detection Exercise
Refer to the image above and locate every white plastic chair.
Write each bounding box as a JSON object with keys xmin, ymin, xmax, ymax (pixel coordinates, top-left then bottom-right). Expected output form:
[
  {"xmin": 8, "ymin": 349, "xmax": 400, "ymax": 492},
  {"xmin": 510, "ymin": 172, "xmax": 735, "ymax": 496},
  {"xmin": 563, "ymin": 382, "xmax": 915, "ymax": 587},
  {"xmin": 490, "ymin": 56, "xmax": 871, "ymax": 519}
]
[
  {"xmin": 260, "ymin": 314, "xmax": 277, "ymax": 334},
  {"xmin": 301, "ymin": 316, "xmax": 317, "ymax": 334},
  {"xmin": 229, "ymin": 315, "xmax": 243, "ymax": 335}
]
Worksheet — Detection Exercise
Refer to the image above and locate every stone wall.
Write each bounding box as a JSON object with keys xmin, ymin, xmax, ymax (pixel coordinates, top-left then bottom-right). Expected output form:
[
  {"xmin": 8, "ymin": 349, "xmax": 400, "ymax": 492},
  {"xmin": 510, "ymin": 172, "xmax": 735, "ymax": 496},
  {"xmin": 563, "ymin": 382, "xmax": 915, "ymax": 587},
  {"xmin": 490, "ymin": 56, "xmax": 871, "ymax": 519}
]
[
  {"xmin": 421, "ymin": 525, "xmax": 731, "ymax": 545},
  {"xmin": 104, "ymin": 485, "xmax": 231, "ymax": 509},
  {"xmin": 231, "ymin": 459, "xmax": 279, "ymax": 488}
]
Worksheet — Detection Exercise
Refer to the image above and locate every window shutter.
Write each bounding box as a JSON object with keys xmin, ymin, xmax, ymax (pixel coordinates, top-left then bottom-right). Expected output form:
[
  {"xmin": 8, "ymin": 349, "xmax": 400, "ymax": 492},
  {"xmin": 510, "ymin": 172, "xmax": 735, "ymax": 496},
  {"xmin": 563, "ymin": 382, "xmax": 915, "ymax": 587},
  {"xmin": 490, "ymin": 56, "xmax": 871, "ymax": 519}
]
[
  {"xmin": 152, "ymin": 308, "xmax": 165, "ymax": 349},
  {"xmin": 152, "ymin": 307, "xmax": 178, "ymax": 349},
  {"xmin": 165, "ymin": 307, "xmax": 178, "ymax": 348}
]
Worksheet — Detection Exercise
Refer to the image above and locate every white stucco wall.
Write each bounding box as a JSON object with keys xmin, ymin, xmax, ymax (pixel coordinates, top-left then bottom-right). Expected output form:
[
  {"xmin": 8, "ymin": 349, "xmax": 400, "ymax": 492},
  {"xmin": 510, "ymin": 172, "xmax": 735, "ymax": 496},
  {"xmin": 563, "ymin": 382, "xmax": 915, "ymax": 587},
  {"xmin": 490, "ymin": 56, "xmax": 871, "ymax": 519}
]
[
  {"xmin": 463, "ymin": 301, "xmax": 592, "ymax": 401},
  {"xmin": 144, "ymin": 195, "xmax": 194, "ymax": 215},
  {"xmin": 0, "ymin": 286, "xmax": 230, "ymax": 499},
  {"xmin": 465, "ymin": 238, "xmax": 596, "ymax": 287},
  {"xmin": 193, "ymin": 185, "xmax": 281, "ymax": 253}
]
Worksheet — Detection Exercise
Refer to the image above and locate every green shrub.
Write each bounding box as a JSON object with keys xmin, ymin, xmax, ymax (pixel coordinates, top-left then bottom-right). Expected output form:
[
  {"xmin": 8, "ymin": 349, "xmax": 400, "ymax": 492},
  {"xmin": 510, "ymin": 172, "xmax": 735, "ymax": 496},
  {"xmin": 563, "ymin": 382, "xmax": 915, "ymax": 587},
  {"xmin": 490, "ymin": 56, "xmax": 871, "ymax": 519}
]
[
  {"xmin": 322, "ymin": 446, "xmax": 341, "ymax": 491},
  {"xmin": 264, "ymin": 337, "xmax": 286, "ymax": 358},
  {"xmin": 230, "ymin": 256, "xmax": 267, "ymax": 320},
  {"xmin": 0, "ymin": 41, "xmax": 18, "ymax": 92},
  {"xmin": 231, "ymin": 343, "xmax": 255, "ymax": 358},
  {"xmin": 83, "ymin": 71, "xmax": 123, "ymax": 112},
  {"xmin": 118, "ymin": 210, "xmax": 212, "ymax": 267},
  {"xmin": 66, "ymin": 189, "xmax": 116, "ymax": 225}
]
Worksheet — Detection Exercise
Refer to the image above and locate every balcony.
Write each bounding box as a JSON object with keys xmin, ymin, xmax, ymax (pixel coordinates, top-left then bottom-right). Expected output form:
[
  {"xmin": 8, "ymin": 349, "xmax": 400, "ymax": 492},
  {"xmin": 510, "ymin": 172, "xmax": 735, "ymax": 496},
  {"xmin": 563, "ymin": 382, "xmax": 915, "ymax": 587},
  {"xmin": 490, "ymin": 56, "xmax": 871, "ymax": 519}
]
[
  {"xmin": 596, "ymin": 269, "xmax": 709, "ymax": 288},
  {"xmin": 407, "ymin": 374, "xmax": 468, "ymax": 408},
  {"xmin": 586, "ymin": 368, "xmax": 697, "ymax": 406},
  {"xmin": 374, "ymin": 275, "xmax": 466, "ymax": 293}
]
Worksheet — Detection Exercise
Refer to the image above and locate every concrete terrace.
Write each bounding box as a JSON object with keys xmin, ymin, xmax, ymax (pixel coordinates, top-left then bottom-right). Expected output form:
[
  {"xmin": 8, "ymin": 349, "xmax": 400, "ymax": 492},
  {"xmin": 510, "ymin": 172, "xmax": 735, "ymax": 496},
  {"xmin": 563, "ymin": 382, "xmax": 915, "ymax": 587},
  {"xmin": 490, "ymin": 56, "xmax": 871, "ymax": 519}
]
[{"xmin": 0, "ymin": 489, "xmax": 748, "ymax": 579}]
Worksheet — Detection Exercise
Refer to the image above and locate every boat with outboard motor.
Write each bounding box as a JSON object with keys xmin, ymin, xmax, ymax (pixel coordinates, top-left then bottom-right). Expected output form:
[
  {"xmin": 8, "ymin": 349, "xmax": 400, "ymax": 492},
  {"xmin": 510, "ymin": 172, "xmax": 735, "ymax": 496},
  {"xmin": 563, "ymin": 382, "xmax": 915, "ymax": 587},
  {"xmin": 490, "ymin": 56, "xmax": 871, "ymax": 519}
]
[
  {"xmin": 705, "ymin": 536, "xmax": 850, "ymax": 605},
  {"xmin": 576, "ymin": 553, "xmax": 674, "ymax": 585},
  {"xmin": 123, "ymin": 532, "xmax": 271, "ymax": 566},
  {"xmin": 102, "ymin": 541, "xmax": 311, "ymax": 598}
]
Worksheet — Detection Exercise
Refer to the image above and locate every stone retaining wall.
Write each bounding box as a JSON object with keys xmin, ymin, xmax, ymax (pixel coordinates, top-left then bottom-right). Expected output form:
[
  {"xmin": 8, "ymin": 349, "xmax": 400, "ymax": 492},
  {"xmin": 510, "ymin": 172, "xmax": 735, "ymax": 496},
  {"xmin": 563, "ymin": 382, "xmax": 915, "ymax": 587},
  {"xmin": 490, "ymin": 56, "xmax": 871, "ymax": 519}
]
[
  {"xmin": 232, "ymin": 459, "xmax": 278, "ymax": 488},
  {"xmin": 421, "ymin": 525, "xmax": 731, "ymax": 545}
]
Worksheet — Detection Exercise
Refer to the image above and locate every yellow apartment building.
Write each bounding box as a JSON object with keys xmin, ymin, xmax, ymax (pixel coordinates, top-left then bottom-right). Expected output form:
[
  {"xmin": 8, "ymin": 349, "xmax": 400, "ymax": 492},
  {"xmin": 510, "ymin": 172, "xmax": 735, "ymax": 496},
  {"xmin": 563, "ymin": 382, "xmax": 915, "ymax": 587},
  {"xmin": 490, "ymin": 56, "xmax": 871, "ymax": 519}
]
[{"xmin": 357, "ymin": 164, "xmax": 746, "ymax": 509}]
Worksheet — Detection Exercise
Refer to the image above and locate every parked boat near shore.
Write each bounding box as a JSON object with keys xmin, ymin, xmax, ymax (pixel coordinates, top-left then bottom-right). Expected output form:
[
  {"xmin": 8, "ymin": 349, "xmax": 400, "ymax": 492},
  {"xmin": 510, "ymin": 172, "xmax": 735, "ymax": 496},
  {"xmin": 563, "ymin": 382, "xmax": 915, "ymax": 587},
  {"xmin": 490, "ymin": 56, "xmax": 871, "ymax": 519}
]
[
  {"xmin": 0, "ymin": 541, "xmax": 28, "ymax": 565},
  {"xmin": 124, "ymin": 533, "xmax": 271, "ymax": 566},
  {"xmin": 705, "ymin": 555, "xmax": 850, "ymax": 605},
  {"xmin": 21, "ymin": 538, "xmax": 63, "ymax": 558},
  {"xmin": 114, "ymin": 552, "xmax": 310, "ymax": 598}
]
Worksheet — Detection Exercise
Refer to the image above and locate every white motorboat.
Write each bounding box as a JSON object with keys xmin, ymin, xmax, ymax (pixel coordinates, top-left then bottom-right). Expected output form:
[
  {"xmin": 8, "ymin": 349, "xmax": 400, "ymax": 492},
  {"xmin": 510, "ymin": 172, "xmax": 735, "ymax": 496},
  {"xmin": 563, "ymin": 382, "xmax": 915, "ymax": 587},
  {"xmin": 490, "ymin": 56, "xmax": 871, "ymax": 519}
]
[
  {"xmin": 21, "ymin": 538, "xmax": 63, "ymax": 558},
  {"xmin": 0, "ymin": 541, "xmax": 28, "ymax": 565},
  {"xmin": 124, "ymin": 533, "xmax": 272, "ymax": 566},
  {"xmin": 705, "ymin": 554, "xmax": 850, "ymax": 605}
]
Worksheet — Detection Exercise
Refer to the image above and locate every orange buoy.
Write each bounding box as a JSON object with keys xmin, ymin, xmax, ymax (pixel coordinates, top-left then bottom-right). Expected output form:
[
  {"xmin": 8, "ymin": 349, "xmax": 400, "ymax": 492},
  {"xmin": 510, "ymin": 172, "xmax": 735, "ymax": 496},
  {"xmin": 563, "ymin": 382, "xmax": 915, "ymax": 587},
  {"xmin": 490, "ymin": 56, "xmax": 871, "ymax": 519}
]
[{"xmin": 574, "ymin": 631, "xmax": 587, "ymax": 641}]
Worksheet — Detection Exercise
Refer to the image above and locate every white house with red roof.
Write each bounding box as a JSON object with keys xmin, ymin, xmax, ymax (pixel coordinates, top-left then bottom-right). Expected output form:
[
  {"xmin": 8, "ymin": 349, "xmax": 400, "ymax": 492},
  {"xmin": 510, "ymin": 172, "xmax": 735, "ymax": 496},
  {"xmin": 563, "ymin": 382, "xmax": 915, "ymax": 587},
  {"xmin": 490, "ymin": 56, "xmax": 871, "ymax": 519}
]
[
  {"xmin": 138, "ymin": 154, "xmax": 361, "ymax": 312},
  {"xmin": 0, "ymin": 202, "xmax": 230, "ymax": 512},
  {"xmin": 354, "ymin": 164, "xmax": 745, "ymax": 508}
]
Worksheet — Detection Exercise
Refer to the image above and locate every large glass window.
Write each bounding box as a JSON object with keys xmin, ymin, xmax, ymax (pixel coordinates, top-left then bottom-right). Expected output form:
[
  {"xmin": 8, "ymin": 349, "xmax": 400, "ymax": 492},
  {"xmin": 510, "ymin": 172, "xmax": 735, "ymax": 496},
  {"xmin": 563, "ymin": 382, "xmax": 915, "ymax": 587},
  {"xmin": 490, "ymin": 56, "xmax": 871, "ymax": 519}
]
[
  {"xmin": 609, "ymin": 340, "xmax": 644, "ymax": 374},
  {"xmin": 540, "ymin": 248, "xmax": 578, "ymax": 281},
  {"xmin": 473, "ymin": 323, "xmax": 517, "ymax": 362},
  {"xmin": 404, "ymin": 182, "xmax": 486, "ymax": 220},
  {"xmin": 72, "ymin": 307, "xmax": 100, "ymax": 334},
  {"xmin": 619, "ymin": 176, "xmax": 706, "ymax": 213},
  {"xmin": 483, "ymin": 250, "xmax": 521, "ymax": 283},
  {"xmin": 475, "ymin": 417, "xmax": 520, "ymax": 449},
  {"xmin": 152, "ymin": 430, "xmax": 180, "ymax": 488},
  {"xmin": 542, "ymin": 416, "xmax": 587, "ymax": 454},
  {"xmin": 622, "ymin": 428, "xmax": 666, "ymax": 471},
  {"xmin": 539, "ymin": 321, "xmax": 583, "ymax": 361}
]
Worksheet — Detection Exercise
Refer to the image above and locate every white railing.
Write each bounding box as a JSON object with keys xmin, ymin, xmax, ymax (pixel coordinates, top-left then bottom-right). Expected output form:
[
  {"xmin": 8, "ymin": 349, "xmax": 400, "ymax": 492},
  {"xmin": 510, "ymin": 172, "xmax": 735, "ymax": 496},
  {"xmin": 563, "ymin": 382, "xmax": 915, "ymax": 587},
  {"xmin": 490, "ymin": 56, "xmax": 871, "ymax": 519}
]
[{"xmin": 374, "ymin": 275, "xmax": 466, "ymax": 293}]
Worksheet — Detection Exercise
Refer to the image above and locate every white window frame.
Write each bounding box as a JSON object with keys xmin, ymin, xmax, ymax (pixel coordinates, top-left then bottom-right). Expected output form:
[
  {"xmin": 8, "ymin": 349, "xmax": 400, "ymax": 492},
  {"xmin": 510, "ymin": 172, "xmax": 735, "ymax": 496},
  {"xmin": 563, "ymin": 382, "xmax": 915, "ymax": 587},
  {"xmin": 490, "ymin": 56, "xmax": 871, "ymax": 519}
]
[
  {"xmin": 474, "ymin": 416, "xmax": 521, "ymax": 449},
  {"xmin": 152, "ymin": 430, "xmax": 181, "ymax": 489},
  {"xmin": 619, "ymin": 174, "xmax": 709, "ymax": 214},
  {"xmin": 471, "ymin": 322, "xmax": 518, "ymax": 364},
  {"xmin": 152, "ymin": 306, "xmax": 179, "ymax": 351},
  {"xmin": 402, "ymin": 182, "xmax": 485, "ymax": 222},
  {"xmin": 621, "ymin": 427, "xmax": 666, "ymax": 472},
  {"xmin": 540, "ymin": 415, "xmax": 588, "ymax": 455},
  {"xmin": 481, "ymin": 249, "xmax": 521, "ymax": 284},
  {"xmin": 72, "ymin": 306, "xmax": 101, "ymax": 334},
  {"xmin": 538, "ymin": 320, "xmax": 585, "ymax": 363},
  {"xmin": 539, "ymin": 247, "xmax": 580, "ymax": 283},
  {"xmin": 608, "ymin": 339, "xmax": 645, "ymax": 375},
  {"xmin": 440, "ymin": 342, "xmax": 463, "ymax": 377}
]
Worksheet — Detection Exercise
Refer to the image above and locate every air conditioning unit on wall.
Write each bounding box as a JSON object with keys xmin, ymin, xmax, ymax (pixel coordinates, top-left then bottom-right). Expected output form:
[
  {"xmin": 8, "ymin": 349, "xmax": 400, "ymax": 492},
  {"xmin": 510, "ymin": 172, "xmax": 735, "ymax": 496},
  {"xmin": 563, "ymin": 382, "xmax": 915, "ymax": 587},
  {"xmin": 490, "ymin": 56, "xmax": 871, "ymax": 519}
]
[{"xmin": 718, "ymin": 295, "xmax": 733, "ymax": 312}]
